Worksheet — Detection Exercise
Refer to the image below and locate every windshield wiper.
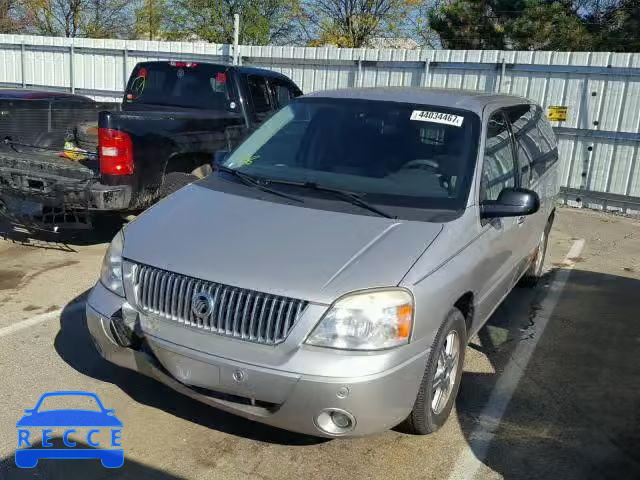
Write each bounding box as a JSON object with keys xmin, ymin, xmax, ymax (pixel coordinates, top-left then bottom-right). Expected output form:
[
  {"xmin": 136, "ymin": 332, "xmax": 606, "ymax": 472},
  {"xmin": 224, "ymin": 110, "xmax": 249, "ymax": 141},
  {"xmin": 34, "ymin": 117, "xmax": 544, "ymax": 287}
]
[
  {"xmin": 259, "ymin": 178, "xmax": 396, "ymax": 219},
  {"xmin": 216, "ymin": 165, "xmax": 302, "ymax": 203}
]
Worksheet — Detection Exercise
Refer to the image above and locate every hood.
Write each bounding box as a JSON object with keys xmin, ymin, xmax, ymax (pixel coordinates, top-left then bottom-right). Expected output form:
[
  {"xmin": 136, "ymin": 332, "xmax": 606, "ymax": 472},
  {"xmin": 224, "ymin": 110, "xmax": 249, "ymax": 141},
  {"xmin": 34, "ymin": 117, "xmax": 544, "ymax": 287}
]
[{"xmin": 123, "ymin": 185, "xmax": 443, "ymax": 304}]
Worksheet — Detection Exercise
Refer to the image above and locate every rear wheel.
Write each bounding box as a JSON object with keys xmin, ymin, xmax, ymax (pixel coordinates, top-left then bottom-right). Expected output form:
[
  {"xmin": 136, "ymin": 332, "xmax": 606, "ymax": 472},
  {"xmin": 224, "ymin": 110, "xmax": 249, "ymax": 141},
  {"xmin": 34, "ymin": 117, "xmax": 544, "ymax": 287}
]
[
  {"xmin": 520, "ymin": 216, "xmax": 552, "ymax": 287},
  {"xmin": 399, "ymin": 307, "xmax": 466, "ymax": 435}
]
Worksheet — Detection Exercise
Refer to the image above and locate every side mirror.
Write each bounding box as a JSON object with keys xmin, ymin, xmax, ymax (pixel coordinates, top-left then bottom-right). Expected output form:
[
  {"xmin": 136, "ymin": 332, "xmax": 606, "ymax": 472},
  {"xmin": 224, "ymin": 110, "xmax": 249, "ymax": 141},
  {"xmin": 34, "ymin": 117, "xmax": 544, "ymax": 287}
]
[
  {"xmin": 480, "ymin": 187, "xmax": 540, "ymax": 219},
  {"xmin": 212, "ymin": 150, "xmax": 229, "ymax": 168}
]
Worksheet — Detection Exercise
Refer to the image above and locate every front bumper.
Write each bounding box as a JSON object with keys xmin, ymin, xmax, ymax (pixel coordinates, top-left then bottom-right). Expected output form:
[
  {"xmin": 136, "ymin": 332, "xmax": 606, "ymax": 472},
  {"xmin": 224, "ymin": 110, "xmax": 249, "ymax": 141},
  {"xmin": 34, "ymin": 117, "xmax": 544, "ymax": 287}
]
[{"xmin": 86, "ymin": 284, "xmax": 428, "ymax": 438}]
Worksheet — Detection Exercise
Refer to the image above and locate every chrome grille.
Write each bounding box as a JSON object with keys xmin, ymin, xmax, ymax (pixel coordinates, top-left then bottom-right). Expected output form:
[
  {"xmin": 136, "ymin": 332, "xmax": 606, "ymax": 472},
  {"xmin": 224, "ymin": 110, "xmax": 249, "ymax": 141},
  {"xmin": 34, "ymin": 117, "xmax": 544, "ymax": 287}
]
[{"xmin": 129, "ymin": 263, "xmax": 308, "ymax": 345}]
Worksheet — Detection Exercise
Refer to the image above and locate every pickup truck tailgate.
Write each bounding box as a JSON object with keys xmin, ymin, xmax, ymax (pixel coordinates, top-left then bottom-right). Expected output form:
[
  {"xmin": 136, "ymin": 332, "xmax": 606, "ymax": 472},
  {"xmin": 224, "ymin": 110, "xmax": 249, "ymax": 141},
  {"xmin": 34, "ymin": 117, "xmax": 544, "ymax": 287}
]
[
  {"xmin": 0, "ymin": 147, "xmax": 98, "ymax": 227},
  {"xmin": 0, "ymin": 147, "xmax": 96, "ymax": 194}
]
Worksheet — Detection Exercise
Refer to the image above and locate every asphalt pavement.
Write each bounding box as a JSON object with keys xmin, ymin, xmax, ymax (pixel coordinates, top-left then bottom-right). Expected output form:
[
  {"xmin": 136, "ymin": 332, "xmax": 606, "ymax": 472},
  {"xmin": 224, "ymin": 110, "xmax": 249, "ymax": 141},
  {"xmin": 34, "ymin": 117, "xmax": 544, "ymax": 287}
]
[{"xmin": 0, "ymin": 207, "xmax": 638, "ymax": 480}]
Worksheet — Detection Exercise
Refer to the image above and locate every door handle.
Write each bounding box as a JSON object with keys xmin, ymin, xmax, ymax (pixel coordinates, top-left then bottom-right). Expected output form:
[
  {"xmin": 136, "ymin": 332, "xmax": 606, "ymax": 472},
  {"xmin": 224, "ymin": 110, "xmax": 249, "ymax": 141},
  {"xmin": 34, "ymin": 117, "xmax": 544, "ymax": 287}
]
[{"xmin": 517, "ymin": 216, "xmax": 526, "ymax": 225}]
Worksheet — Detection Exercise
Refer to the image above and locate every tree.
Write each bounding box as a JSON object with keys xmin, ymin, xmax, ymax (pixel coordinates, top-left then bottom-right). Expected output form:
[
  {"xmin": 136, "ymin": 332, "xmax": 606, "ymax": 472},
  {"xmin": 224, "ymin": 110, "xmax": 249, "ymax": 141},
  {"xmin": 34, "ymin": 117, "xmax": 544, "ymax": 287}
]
[
  {"xmin": 411, "ymin": 0, "xmax": 447, "ymax": 48},
  {"xmin": 23, "ymin": 0, "xmax": 134, "ymax": 37},
  {"xmin": 300, "ymin": 0, "xmax": 415, "ymax": 47},
  {"xmin": 83, "ymin": 0, "xmax": 134, "ymax": 38},
  {"xmin": 506, "ymin": 1, "xmax": 593, "ymax": 50},
  {"xmin": 165, "ymin": 0, "xmax": 300, "ymax": 45},
  {"xmin": 427, "ymin": 0, "xmax": 505, "ymax": 49},
  {"xmin": 427, "ymin": 0, "xmax": 594, "ymax": 50},
  {"xmin": 25, "ymin": 0, "xmax": 85, "ymax": 37},
  {"xmin": 584, "ymin": 0, "xmax": 640, "ymax": 52},
  {"xmin": 0, "ymin": 0, "xmax": 27, "ymax": 33},
  {"xmin": 134, "ymin": 0, "xmax": 166, "ymax": 40}
]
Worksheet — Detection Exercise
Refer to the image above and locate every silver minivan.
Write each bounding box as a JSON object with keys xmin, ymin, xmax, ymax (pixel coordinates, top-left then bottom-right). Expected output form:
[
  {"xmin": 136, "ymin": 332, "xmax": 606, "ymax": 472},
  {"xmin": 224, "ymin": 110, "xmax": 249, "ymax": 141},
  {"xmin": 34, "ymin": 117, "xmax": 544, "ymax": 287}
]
[{"xmin": 87, "ymin": 88, "xmax": 559, "ymax": 437}]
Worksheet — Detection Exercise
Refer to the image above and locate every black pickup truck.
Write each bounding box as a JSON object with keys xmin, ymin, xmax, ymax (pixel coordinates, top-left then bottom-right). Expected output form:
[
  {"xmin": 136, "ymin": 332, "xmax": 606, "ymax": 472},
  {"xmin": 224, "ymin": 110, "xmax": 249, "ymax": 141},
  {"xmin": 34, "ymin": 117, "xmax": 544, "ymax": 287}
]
[{"xmin": 0, "ymin": 62, "xmax": 301, "ymax": 230}]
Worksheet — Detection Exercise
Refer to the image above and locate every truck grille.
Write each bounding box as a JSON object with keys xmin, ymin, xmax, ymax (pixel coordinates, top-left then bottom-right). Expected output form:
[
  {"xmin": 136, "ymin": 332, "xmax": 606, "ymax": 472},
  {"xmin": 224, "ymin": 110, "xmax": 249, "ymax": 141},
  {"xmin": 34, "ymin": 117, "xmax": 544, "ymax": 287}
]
[{"xmin": 129, "ymin": 263, "xmax": 308, "ymax": 345}]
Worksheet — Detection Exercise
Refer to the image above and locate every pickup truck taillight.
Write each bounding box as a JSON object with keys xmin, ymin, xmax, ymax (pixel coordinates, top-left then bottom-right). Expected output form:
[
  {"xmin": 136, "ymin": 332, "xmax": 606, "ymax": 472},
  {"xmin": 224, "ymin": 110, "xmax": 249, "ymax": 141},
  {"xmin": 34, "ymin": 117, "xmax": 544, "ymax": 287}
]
[{"xmin": 98, "ymin": 128, "xmax": 134, "ymax": 175}]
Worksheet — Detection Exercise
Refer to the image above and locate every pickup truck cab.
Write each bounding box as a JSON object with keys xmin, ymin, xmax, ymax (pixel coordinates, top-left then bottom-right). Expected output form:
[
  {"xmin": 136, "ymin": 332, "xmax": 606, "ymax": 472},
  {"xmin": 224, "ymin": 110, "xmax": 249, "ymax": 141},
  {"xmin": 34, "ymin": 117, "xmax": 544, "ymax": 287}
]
[
  {"xmin": 0, "ymin": 62, "xmax": 301, "ymax": 230},
  {"xmin": 87, "ymin": 88, "xmax": 560, "ymax": 437},
  {"xmin": 102, "ymin": 61, "xmax": 302, "ymax": 204}
]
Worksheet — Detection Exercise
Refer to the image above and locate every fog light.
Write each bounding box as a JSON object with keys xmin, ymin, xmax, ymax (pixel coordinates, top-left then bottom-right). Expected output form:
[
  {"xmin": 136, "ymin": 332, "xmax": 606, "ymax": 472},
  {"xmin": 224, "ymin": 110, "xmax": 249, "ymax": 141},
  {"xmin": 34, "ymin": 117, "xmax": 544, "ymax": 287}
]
[
  {"xmin": 315, "ymin": 408, "xmax": 356, "ymax": 435},
  {"xmin": 330, "ymin": 411, "xmax": 351, "ymax": 428}
]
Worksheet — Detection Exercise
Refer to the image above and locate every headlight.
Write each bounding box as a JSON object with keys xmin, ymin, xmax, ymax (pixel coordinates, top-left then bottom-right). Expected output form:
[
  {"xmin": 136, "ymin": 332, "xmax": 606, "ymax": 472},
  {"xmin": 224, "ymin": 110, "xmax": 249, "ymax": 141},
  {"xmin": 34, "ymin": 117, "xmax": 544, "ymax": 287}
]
[
  {"xmin": 305, "ymin": 289, "xmax": 413, "ymax": 350},
  {"xmin": 100, "ymin": 229, "xmax": 124, "ymax": 297}
]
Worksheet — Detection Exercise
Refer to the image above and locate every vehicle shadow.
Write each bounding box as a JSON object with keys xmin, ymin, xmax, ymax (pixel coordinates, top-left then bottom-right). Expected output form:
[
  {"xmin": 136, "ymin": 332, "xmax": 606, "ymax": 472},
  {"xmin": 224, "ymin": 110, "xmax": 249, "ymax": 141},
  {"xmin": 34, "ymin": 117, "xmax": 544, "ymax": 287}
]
[
  {"xmin": 53, "ymin": 291, "xmax": 326, "ymax": 447},
  {"xmin": 0, "ymin": 214, "xmax": 125, "ymax": 252},
  {"xmin": 2, "ymin": 439, "xmax": 186, "ymax": 479},
  {"xmin": 455, "ymin": 268, "xmax": 640, "ymax": 480}
]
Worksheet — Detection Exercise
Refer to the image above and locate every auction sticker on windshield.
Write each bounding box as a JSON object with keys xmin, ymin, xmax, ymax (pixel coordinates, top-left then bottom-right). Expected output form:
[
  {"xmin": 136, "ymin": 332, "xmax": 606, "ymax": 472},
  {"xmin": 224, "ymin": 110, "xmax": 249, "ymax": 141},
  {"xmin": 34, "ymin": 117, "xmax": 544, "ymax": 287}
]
[{"xmin": 410, "ymin": 110, "xmax": 464, "ymax": 127}]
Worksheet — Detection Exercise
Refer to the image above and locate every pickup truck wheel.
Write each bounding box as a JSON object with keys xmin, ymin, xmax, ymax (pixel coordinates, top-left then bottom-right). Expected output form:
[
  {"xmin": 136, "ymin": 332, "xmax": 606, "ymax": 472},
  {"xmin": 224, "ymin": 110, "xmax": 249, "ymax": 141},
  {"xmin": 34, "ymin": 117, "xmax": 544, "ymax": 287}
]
[
  {"xmin": 191, "ymin": 164, "xmax": 212, "ymax": 178},
  {"xmin": 160, "ymin": 172, "xmax": 199, "ymax": 197},
  {"xmin": 399, "ymin": 307, "xmax": 466, "ymax": 435}
]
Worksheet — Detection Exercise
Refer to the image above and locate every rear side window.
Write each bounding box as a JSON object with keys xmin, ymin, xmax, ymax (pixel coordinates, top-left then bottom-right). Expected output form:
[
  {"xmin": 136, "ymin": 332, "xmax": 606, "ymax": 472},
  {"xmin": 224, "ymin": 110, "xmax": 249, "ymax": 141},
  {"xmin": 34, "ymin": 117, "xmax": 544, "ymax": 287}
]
[
  {"xmin": 124, "ymin": 62, "xmax": 236, "ymax": 111},
  {"xmin": 247, "ymin": 75, "xmax": 273, "ymax": 115},
  {"xmin": 506, "ymin": 104, "xmax": 538, "ymax": 187},
  {"xmin": 481, "ymin": 111, "xmax": 516, "ymax": 202},
  {"xmin": 536, "ymin": 115, "xmax": 559, "ymax": 173},
  {"xmin": 506, "ymin": 104, "xmax": 558, "ymax": 184}
]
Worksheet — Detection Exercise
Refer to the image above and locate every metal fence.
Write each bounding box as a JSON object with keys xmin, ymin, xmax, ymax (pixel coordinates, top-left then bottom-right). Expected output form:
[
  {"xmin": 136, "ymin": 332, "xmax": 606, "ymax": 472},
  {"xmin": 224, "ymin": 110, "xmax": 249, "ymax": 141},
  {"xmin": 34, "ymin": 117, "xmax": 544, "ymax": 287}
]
[{"xmin": 1, "ymin": 34, "xmax": 639, "ymax": 212}]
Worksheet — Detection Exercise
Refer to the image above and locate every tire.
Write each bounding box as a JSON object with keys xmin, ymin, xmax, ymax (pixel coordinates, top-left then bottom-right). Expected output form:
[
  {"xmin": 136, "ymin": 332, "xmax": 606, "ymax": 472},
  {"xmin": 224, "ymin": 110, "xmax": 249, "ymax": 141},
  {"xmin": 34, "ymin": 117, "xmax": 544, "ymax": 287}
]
[
  {"xmin": 399, "ymin": 307, "xmax": 467, "ymax": 435},
  {"xmin": 520, "ymin": 216, "xmax": 553, "ymax": 287},
  {"xmin": 74, "ymin": 121, "xmax": 99, "ymax": 150},
  {"xmin": 160, "ymin": 172, "xmax": 199, "ymax": 198},
  {"xmin": 191, "ymin": 164, "xmax": 213, "ymax": 178}
]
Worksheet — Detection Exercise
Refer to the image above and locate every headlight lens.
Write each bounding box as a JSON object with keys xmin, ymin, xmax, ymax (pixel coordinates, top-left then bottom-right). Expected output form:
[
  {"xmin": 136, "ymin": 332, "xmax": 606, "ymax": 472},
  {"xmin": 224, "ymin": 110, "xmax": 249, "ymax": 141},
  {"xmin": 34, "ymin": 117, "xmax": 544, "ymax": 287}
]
[
  {"xmin": 305, "ymin": 289, "xmax": 413, "ymax": 350},
  {"xmin": 100, "ymin": 229, "xmax": 124, "ymax": 297}
]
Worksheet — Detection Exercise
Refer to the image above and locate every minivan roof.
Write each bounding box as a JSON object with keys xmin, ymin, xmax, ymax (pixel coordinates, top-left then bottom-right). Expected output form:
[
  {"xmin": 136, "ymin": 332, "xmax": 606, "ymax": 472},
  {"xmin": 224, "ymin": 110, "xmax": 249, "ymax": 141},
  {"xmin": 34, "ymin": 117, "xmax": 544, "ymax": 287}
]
[{"xmin": 304, "ymin": 87, "xmax": 530, "ymax": 115}]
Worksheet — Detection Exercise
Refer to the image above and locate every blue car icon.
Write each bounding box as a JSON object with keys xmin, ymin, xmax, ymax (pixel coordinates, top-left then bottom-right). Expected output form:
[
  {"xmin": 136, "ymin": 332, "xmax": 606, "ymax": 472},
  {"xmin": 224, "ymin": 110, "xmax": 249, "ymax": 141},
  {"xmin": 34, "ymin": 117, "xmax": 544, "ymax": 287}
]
[{"xmin": 15, "ymin": 391, "xmax": 123, "ymax": 468}]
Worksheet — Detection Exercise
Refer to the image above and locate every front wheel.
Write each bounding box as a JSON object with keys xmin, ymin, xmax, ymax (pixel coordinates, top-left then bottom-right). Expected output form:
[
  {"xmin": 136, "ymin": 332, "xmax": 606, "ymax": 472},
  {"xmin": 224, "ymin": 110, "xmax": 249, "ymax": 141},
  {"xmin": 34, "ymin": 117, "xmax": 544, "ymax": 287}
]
[{"xmin": 399, "ymin": 307, "xmax": 467, "ymax": 435}]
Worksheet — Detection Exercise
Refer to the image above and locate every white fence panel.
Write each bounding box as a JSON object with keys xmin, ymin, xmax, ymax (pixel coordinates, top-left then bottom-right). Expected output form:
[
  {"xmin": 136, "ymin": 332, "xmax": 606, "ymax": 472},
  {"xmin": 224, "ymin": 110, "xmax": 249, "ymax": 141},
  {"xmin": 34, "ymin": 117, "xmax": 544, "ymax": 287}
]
[{"xmin": 1, "ymin": 34, "xmax": 639, "ymax": 212}]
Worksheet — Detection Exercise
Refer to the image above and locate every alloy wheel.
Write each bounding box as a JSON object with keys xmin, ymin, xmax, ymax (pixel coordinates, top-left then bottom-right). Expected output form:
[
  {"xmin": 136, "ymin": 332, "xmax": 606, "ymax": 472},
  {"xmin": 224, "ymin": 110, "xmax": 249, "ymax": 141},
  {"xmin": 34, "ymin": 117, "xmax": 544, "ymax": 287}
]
[{"xmin": 431, "ymin": 330, "xmax": 460, "ymax": 415}]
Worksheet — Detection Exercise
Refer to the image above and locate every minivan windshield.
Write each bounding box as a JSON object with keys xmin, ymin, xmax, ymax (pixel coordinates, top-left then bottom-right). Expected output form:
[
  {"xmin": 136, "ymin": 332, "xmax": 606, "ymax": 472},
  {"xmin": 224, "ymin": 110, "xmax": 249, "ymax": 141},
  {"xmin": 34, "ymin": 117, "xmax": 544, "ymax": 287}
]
[{"xmin": 223, "ymin": 98, "xmax": 480, "ymax": 211}]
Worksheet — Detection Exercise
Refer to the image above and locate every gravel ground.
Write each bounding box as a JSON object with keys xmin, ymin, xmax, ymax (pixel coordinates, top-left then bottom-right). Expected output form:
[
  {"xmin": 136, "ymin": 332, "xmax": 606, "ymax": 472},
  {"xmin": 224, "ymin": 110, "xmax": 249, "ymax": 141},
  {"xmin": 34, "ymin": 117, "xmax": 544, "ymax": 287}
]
[{"xmin": 0, "ymin": 206, "xmax": 638, "ymax": 480}]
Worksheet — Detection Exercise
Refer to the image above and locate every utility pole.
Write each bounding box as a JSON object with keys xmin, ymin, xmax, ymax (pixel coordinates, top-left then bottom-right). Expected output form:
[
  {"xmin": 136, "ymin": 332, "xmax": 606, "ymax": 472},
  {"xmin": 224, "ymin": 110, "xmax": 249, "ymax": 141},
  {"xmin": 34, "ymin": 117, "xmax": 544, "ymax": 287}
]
[
  {"xmin": 149, "ymin": 0, "xmax": 154, "ymax": 41},
  {"xmin": 233, "ymin": 13, "xmax": 239, "ymax": 65}
]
